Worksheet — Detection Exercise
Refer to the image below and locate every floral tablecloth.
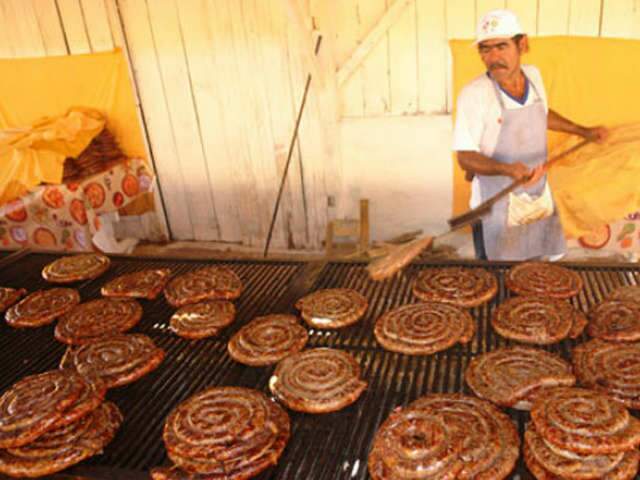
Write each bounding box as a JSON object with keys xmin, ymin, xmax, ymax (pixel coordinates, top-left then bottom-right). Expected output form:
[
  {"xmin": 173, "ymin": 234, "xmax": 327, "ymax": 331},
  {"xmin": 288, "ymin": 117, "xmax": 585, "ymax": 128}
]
[
  {"xmin": 568, "ymin": 211, "xmax": 640, "ymax": 255},
  {"xmin": 0, "ymin": 158, "xmax": 152, "ymax": 251}
]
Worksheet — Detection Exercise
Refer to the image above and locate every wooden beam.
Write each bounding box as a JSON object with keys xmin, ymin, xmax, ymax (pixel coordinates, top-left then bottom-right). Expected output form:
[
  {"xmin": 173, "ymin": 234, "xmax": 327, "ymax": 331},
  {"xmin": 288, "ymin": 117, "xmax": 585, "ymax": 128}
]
[{"xmin": 336, "ymin": 0, "xmax": 413, "ymax": 87}]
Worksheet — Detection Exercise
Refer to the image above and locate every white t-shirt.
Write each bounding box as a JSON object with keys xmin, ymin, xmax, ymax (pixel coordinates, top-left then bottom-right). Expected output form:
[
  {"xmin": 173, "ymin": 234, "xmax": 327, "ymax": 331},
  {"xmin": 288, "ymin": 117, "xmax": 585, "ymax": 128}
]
[{"xmin": 452, "ymin": 65, "xmax": 548, "ymax": 207}]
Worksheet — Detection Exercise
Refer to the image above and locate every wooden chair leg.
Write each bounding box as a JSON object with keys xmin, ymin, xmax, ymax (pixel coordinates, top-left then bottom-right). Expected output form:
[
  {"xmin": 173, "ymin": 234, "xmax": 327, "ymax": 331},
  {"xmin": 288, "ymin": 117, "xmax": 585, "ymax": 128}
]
[
  {"xmin": 325, "ymin": 221, "xmax": 334, "ymax": 256},
  {"xmin": 359, "ymin": 199, "xmax": 369, "ymax": 253}
]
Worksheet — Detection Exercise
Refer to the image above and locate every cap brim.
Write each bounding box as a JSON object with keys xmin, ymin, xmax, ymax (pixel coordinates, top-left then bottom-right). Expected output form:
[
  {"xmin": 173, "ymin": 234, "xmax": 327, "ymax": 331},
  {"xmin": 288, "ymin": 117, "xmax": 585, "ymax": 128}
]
[{"xmin": 473, "ymin": 34, "xmax": 518, "ymax": 45}]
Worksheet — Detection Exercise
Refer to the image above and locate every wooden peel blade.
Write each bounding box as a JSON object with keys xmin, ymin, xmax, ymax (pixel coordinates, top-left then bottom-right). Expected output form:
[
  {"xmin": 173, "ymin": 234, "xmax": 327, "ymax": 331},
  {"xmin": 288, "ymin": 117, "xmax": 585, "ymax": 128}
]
[
  {"xmin": 366, "ymin": 139, "xmax": 592, "ymax": 281},
  {"xmin": 366, "ymin": 235, "xmax": 434, "ymax": 281},
  {"xmin": 366, "ymin": 228, "xmax": 459, "ymax": 281}
]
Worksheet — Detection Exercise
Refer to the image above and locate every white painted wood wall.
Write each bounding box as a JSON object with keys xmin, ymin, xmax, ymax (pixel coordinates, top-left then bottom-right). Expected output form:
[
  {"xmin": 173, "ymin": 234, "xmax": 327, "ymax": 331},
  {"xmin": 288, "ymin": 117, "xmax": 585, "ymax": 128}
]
[{"xmin": 1, "ymin": 0, "xmax": 639, "ymax": 248}]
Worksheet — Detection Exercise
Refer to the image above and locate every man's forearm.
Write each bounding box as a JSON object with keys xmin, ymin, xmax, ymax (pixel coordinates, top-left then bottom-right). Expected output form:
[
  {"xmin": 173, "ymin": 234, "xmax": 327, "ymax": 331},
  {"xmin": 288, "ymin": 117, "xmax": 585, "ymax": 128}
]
[
  {"xmin": 457, "ymin": 151, "xmax": 519, "ymax": 178},
  {"xmin": 547, "ymin": 109, "xmax": 588, "ymax": 136}
]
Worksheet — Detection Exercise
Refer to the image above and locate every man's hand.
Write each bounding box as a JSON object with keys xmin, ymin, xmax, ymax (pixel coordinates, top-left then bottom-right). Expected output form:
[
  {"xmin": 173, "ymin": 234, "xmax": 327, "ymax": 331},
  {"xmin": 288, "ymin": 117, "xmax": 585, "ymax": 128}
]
[
  {"xmin": 523, "ymin": 164, "xmax": 545, "ymax": 187},
  {"xmin": 507, "ymin": 162, "xmax": 532, "ymax": 181},
  {"xmin": 507, "ymin": 163, "xmax": 545, "ymax": 186},
  {"xmin": 582, "ymin": 126, "xmax": 609, "ymax": 143}
]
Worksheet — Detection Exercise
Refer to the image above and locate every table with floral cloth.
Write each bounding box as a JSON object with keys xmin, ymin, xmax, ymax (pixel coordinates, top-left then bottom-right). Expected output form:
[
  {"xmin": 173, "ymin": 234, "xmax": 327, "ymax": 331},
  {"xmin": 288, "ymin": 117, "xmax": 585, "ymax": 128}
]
[
  {"xmin": 0, "ymin": 158, "xmax": 152, "ymax": 251},
  {"xmin": 568, "ymin": 213, "xmax": 640, "ymax": 256}
]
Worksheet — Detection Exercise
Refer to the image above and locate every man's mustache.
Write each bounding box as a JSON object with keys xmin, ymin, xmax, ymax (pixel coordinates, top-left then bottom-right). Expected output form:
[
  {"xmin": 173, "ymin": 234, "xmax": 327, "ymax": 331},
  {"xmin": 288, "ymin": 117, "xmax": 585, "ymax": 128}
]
[{"xmin": 489, "ymin": 63, "xmax": 508, "ymax": 70}]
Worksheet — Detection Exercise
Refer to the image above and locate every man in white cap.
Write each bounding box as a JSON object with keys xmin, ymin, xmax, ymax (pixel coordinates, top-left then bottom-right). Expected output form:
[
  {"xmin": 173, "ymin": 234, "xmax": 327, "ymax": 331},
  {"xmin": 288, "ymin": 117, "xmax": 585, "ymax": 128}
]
[{"xmin": 453, "ymin": 9, "xmax": 607, "ymax": 261}]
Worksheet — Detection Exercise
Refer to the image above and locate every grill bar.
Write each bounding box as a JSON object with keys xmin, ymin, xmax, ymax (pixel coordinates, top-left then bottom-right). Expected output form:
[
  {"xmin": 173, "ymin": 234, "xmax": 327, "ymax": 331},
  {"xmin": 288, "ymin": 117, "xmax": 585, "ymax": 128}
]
[{"xmin": 0, "ymin": 252, "xmax": 639, "ymax": 479}]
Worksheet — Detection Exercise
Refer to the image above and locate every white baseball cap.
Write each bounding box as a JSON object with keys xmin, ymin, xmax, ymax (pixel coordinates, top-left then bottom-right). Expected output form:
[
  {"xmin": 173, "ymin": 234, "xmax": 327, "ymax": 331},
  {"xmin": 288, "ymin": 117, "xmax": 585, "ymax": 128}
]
[{"xmin": 475, "ymin": 9, "xmax": 524, "ymax": 44}]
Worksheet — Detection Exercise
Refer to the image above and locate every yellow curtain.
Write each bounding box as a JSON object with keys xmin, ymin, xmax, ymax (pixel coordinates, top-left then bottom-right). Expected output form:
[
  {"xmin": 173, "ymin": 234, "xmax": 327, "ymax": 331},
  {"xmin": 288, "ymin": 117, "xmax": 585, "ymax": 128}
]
[
  {"xmin": 0, "ymin": 108, "xmax": 105, "ymax": 205},
  {"xmin": 450, "ymin": 36, "xmax": 640, "ymax": 236},
  {"xmin": 0, "ymin": 48, "xmax": 147, "ymax": 205},
  {"xmin": 548, "ymin": 123, "xmax": 640, "ymax": 237}
]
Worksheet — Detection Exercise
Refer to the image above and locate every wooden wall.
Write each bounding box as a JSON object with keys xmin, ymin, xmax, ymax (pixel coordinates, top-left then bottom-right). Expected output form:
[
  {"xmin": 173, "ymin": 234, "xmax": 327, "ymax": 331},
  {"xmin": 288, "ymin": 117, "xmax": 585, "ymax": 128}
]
[
  {"xmin": 331, "ymin": 0, "xmax": 640, "ymax": 117},
  {"xmin": 1, "ymin": 0, "xmax": 639, "ymax": 248}
]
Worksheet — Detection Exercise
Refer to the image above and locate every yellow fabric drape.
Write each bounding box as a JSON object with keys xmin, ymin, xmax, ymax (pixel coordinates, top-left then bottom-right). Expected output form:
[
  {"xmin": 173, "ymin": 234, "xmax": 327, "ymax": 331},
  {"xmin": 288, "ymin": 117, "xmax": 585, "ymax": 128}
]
[
  {"xmin": 0, "ymin": 108, "xmax": 105, "ymax": 205},
  {"xmin": 0, "ymin": 48, "xmax": 147, "ymax": 205},
  {"xmin": 547, "ymin": 123, "xmax": 640, "ymax": 237},
  {"xmin": 450, "ymin": 36, "xmax": 640, "ymax": 236}
]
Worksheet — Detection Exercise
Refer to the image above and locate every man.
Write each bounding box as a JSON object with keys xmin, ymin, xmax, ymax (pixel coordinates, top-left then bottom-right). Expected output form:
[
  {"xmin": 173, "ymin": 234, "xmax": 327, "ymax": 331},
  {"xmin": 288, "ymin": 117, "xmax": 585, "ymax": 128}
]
[{"xmin": 453, "ymin": 9, "xmax": 607, "ymax": 261}]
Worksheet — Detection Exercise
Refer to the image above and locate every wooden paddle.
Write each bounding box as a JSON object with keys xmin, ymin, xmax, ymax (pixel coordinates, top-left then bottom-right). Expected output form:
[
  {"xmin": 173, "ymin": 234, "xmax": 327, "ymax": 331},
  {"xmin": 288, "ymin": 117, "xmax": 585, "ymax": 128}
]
[
  {"xmin": 366, "ymin": 139, "xmax": 592, "ymax": 281},
  {"xmin": 366, "ymin": 235, "xmax": 434, "ymax": 281},
  {"xmin": 366, "ymin": 230, "xmax": 458, "ymax": 281}
]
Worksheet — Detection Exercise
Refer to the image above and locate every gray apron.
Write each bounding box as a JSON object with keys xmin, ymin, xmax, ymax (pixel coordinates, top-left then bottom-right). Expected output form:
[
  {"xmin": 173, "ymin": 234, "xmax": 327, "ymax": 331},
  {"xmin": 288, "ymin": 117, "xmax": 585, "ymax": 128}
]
[{"xmin": 478, "ymin": 73, "xmax": 566, "ymax": 261}]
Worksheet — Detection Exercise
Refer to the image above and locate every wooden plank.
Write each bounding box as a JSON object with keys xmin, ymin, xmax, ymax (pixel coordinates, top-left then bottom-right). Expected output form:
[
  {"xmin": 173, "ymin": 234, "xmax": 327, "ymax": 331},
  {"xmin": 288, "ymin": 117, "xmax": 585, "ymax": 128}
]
[
  {"xmin": 306, "ymin": 0, "xmax": 345, "ymax": 228},
  {"xmin": 200, "ymin": 1, "xmax": 268, "ymax": 246},
  {"xmin": 332, "ymin": 0, "xmax": 360, "ymax": 69},
  {"xmin": 285, "ymin": 17, "xmax": 329, "ymax": 248},
  {"xmin": 568, "ymin": 0, "xmax": 601, "ymax": 36},
  {"xmin": 446, "ymin": 0, "xmax": 476, "ymax": 112},
  {"xmin": 336, "ymin": 0, "xmax": 413, "ymax": 86},
  {"xmin": 334, "ymin": 0, "xmax": 364, "ymax": 116},
  {"xmin": 538, "ymin": 0, "xmax": 571, "ymax": 35},
  {"xmin": 358, "ymin": 0, "xmax": 391, "ymax": 115},
  {"xmin": 116, "ymin": 0, "xmax": 194, "ymax": 240},
  {"xmin": 601, "ymin": 0, "xmax": 640, "ymax": 39},
  {"xmin": 250, "ymin": 0, "xmax": 318, "ymax": 248},
  {"xmin": 284, "ymin": 0, "xmax": 341, "ymax": 124},
  {"xmin": 506, "ymin": 0, "xmax": 538, "ymax": 35},
  {"xmin": 228, "ymin": 0, "xmax": 291, "ymax": 247},
  {"xmin": 34, "ymin": 0, "xmax": 69, "ymax": 55},
  {"xmin": 145, "ymin": 0, "xmax": 220, "ymax": 241},
  {"xmin": 388, "ymin": 0, "xmax": 417, "ymax": 114},
  {"xmin": 174, "ymin": 0, "xmax": 245, "ymax": 244},
  {"xmin": 416, "ymin": 0, "xmax": 447, "ymax": 113},
  {"xmin": 80, "ymin": 0, "xmax": 115, "ymax": 51},
  {"xmin": 447, "ymin": 0, "xmax": 476, "ymax": 39},
  {"xmin": 3, "ymin": 0, "xmax": 47, "ymax": 57},
  {"xmin": 476, "ymin": 0, "xmax": 506, "ymax": 24},
  {"xmin": 104, "ymin": 0, "xmax": 171, "ymax": 241},
  {"xmin": 0, "ymin": 4, "xmax": 17, "ymax": 57},
  {"xmin": 104, "ymin": 0, "xmax": 124, "ymax": 45},
  {"xmin": 307, "ymin": 0, "xmax": 345, "ymax": 122},
  {"xmin": 282, "ymin": 0, "xmax": 325, "ymax": 89},
  {"xmin": 57, "ymin": 0, "xmax": 92, "ymax": 53},
  {"xmin": 261, "ymin": 0, "xmax": 312, "ymax": 247}
]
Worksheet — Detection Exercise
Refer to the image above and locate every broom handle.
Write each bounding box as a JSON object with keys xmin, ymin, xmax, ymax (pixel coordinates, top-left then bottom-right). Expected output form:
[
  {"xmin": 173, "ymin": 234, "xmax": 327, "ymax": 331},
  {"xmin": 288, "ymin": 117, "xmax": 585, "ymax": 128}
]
[{"xmin": 449, "ymin": 138, "xmax": 591, "ymax": 229}]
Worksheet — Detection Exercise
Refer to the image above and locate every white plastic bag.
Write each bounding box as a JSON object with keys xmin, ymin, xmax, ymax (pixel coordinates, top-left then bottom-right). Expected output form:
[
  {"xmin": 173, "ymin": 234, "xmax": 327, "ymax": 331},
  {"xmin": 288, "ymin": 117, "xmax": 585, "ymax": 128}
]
[{"xmin": 507, "ymin": 181, "xmax": 554, "ymax": 227}]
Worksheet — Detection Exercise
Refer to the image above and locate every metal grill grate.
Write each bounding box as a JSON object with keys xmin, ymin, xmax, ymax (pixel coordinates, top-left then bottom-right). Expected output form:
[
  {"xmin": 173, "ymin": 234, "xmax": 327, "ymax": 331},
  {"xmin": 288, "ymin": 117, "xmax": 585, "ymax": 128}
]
[{"xmin": 0, "ymin": 253, "xmax": 639, "ymax": 479}]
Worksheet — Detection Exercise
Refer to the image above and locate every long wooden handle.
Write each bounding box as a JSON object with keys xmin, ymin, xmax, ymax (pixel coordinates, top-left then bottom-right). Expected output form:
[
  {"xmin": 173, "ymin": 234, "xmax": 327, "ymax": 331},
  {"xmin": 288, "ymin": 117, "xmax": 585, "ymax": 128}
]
[
  {"xmin": 448, "ymin": 138, "xmax": 591, "ymax": 230},
  {"xmin": 542, "ymin": 138, "xmax": 591, "ymax": 172},
  {"xmin": 263, "ymin": 35, "xmax": 323, "ymax": 258}
]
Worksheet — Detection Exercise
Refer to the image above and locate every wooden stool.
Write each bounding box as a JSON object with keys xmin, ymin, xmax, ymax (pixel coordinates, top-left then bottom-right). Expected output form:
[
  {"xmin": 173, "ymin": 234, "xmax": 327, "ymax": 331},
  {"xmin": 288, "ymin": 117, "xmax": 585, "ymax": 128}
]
[{"xmin": 325, "ymin": 199, "xmax": 369, "ymax": 256}]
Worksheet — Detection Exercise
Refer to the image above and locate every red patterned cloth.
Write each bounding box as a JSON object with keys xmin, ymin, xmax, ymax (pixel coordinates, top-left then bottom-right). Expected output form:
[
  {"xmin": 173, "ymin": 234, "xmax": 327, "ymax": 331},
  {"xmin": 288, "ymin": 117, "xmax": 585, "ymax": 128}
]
[
  {"xmin": 568, "ymin": 213, "xmax": 640, "ymax": 255},
  {"xmin": 0, "ymin": 158, "xmax": 152, "ymax": 251}
]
